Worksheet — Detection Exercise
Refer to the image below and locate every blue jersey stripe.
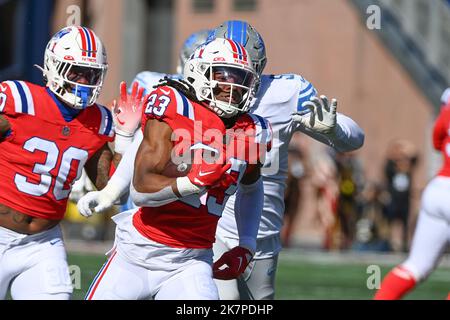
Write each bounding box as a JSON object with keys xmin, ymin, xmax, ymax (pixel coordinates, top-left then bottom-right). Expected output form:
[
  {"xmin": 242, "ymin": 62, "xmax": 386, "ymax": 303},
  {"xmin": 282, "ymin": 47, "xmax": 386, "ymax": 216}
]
[
  {"xmin": 299, "ymin": 83, "xmax": 313, "ymax": 94},
  {"xmin": 13, "ymin": 81, "xmax": 28, "ymax": 114},
  {"xmin": 254, "ymin": 114, "xmax": 267, "ymax": 129},
  {"xmin": 103, "ymin": 107, "xmax": 113, "ymax": 136},
  {"xmin": 297, "ymin": 90, "xmax": 317, "ymax": 112},
  {"xmin": 180, "ymin": 93, "xmax": 190, "ymax": 118}
]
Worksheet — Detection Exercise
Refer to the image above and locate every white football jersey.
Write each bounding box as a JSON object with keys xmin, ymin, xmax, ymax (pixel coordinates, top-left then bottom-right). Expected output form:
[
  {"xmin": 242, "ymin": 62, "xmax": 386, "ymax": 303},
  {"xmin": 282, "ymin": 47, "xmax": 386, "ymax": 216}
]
[
  {"xmin": 216, "ymin": 74, "xmax": 316, "ymax": 254},
  {"xmin": 129, "ymin": 71, "xmax": 181, "ymax": 95},
  {"xmin": 127, "ymin": 71, "xmax": 363, "ymax": 258}
]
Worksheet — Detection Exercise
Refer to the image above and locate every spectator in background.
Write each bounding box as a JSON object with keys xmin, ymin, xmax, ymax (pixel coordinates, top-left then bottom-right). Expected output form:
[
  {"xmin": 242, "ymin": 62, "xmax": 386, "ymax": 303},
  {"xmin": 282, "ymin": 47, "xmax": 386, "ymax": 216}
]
[
  {"xmin": 384, "ymin": 140, "xmax": 418, "ymax": 252},
  {"xmin": 310, "ymin": 150, "xmax": 339, "ymax": 250},
  {"xmin": 282, "ymin": 144, "xmax": 308, "ymax": 247},
  {"xmin": 333, "ymin": 151, "xmax": 365, "ymax": 250},
  {"xmin": 352, "ymin": 182, "xmax": 391, "ymax": 252}
]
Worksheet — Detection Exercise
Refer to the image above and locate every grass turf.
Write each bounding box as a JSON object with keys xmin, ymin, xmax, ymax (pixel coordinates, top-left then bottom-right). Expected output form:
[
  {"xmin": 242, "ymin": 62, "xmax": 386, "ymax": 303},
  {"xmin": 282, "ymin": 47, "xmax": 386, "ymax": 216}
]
[{"xmin": 67, "ymin": 251, "xmax": 450, "ymax": 300}]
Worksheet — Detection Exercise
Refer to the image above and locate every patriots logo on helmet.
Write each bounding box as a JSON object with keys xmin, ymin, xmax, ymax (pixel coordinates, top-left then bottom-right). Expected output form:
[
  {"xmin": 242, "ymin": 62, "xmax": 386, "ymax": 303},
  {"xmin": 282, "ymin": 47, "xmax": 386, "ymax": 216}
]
[{"xmin": 53, "ymin": 28, "xmax": 71, "ymax": 40}]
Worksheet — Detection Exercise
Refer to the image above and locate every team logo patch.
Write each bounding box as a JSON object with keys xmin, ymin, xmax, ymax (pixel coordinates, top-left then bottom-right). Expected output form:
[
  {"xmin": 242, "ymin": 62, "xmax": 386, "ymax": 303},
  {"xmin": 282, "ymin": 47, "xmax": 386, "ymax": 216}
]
[{"xmin": 62, "ymin": 126, "xmax": 70, "ymax": 136}]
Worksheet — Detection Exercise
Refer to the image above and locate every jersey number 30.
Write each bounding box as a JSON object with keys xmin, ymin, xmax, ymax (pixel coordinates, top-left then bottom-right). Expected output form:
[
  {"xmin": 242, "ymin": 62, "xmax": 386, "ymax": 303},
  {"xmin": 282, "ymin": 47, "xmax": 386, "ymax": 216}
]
[{"xmin": 14, "ymin": 137, "xmax": 88, "ymax": 200}]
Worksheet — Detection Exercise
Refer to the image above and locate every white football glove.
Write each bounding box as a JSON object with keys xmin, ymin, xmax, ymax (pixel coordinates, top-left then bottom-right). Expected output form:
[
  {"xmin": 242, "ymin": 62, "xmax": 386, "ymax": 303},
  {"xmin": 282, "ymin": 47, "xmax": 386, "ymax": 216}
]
[
  {"xmin": 77, "ymin": 184, "xmax": 121, "ymax": 217},
  {"xmin": 292, "ymin": 95, "xmax": 337, "ymax": 134}
]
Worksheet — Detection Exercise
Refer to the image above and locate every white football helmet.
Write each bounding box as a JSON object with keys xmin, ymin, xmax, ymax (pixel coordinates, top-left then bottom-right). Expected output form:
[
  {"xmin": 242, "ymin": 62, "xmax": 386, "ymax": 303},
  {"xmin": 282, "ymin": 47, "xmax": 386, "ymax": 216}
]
[
  {"xmin": 184, "ymin": 38, "xmax": 258, "ymax": 118},
  {"xmin": 37, "ymin": 26, "xmax": 108, "ymax": 109}
]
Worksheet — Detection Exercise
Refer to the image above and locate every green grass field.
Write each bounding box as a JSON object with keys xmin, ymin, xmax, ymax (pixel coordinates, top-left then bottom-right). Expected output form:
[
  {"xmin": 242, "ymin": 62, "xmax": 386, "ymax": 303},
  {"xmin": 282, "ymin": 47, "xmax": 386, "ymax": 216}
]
[{"xmin": 67, "ymin": 250, "xmax": 450, "ymax": 300}]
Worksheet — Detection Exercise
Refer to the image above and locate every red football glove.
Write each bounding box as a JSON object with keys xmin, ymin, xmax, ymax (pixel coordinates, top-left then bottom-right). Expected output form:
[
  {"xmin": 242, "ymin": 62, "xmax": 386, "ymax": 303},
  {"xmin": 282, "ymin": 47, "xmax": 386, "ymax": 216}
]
[
  {"xmin": 213, "ymin": 246, "xmax": 253, "ymax": 280},
  {"xmin": 187, "ymin": 146, "xmax": 231, "ymax": 188},
  {"xmin": 112, "ymin": 81, "xmax": 148, "ymax": 137}
]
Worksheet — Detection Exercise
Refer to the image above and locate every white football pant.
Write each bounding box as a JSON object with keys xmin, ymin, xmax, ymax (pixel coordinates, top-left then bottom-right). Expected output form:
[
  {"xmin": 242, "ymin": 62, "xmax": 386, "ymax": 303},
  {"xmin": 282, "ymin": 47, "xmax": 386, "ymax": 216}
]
[
  {"xmin": 0, "ymin": 225, "xmax": 72, "ymax": 300},
  {"xmin": 85, "ymin": 210, "xmax": 219, "ymax": 300},
  {"xmin": 401, "ymin": 176, "xmax": 450, "ymax": 281}
]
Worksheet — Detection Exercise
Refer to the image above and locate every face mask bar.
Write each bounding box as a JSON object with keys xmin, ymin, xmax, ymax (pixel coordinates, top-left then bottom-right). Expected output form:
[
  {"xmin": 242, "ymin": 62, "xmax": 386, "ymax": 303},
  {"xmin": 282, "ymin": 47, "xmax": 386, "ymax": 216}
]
[
  {"xmin": 46, "ymin": 55, "xmax": 107, "ymax": 109},
  {"xmin": 203, "ymin": 63, "xmax": 257, "ymax": 116}
]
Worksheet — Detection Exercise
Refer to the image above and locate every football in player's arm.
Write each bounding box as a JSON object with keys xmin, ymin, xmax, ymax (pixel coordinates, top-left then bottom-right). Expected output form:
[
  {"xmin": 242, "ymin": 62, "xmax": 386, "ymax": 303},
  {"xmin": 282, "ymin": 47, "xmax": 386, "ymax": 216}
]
[{"xmin": 82, "ymin": 38, "xmax": 271, "ymax": 299}]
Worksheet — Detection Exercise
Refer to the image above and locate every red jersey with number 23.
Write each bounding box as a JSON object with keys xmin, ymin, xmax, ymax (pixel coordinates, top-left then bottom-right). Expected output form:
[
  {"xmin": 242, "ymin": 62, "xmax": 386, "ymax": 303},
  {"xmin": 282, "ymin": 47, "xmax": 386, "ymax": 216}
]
[
  {"xmin": 0, "ymin": 81, "xmax": 114, "ymax": 220},
  {"xmin": 133, "ymin": 85, "xmax": 272, "ymax": 249}
]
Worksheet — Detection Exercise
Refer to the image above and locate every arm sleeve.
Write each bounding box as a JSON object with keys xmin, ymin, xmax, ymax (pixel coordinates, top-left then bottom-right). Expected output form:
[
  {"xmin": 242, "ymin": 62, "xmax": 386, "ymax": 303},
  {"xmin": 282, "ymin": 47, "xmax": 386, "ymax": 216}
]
[
  {"xmin": 107, "ymin": 129, "xmax": 143, "ymax": 203},
  {"xmin": 234, "ymin": 177, "xmax": 264, "ymax": 254},
  {"xmin": 295, "ymin": 113, "xmax": 365, "ymax": 152}
]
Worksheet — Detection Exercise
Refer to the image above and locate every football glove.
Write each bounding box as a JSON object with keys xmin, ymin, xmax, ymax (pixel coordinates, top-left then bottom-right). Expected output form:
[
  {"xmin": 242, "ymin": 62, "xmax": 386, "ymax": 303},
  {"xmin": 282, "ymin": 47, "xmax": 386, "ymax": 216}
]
[
  {"xmin": 112, "ymin": 81, "xmax": 148, "ymax": 153},
  {"xmin": 77, "ymin": 184, "xmax": 121, "ymax": 217},
  {"xmin": 292, "ymin": 95, "xmax": 337, "ymax": 134},
  {"xmin": 213, "ymin": 246, "xmax": 253, "ymax": 280},
  {"xmin": 186, "ymin": 145, "xmax": 231, "ymax": 188}
]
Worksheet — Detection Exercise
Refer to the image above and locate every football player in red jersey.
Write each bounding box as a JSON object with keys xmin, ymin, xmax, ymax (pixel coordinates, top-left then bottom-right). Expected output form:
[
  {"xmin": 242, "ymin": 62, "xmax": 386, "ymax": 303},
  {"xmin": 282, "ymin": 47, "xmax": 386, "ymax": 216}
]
[
  {"xmin": 374, "ymin": 101, "xmax": 450, "ymax": 300},
  {"xmin": 0, "ymin": 26, "xmax": 143, "ymax": 300},
  {"xmin": 84, "ymin": 38, "xmax": 272, "ymax": 300}
]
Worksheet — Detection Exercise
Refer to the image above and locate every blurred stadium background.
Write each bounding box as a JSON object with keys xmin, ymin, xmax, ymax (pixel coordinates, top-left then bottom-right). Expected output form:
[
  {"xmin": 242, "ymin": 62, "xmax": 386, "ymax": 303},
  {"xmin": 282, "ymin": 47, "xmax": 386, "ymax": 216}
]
[{"xmin": 1, "ymin": 0, "xmax": 450, "ymax": 299}]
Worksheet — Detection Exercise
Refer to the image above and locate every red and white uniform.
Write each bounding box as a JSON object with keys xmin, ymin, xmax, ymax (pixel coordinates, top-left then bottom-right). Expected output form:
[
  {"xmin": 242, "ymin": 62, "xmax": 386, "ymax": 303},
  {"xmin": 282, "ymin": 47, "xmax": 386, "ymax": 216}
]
[
  {"xmin": 0, "ymin": 81, "xmax": 114, "ymax": 220},
  {"xmin": 133, "ymin": 86, "xmax": 269, "ymax": 249},
  {"xmin": 86, "ymin": 86, "xmax": 271, "ymax": 300},
  {"xmin": 375, "ymin": 105, "xmax": 450, "ymax": 299}
]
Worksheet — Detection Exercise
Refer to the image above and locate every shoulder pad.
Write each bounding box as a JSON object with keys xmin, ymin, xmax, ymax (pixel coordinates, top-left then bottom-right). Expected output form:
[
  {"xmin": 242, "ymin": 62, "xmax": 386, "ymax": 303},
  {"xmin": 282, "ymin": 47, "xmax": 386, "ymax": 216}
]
[
  {"xmin": 143, "ymin": 86, "xmax": 195, "ymax": 124},
  {"xmin": 95, "ymin": 104, "xmax": 115, "ymax": 139},
  {"xmin": 234, "ymin": 113, "xmax": 272, "ymax": 146},
  {"xmin": 0, "ymin": 81, "xmax": 36, "ymax": 116}
]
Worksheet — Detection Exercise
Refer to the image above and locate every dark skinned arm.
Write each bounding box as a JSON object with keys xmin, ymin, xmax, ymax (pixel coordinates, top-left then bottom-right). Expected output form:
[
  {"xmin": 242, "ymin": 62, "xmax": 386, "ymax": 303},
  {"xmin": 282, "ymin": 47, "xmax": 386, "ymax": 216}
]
[
  {"xmin": 84, "ymin": 143, "xmax": 114, "ymax": 190},
  {"xmin": 132, "ymin": 118, "xmax": 181, "ymax": 196}
]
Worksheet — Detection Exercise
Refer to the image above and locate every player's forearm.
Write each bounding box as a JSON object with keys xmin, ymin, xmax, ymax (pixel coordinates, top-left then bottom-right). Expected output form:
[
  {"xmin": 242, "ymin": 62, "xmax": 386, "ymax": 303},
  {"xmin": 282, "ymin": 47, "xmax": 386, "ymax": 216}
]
[
  {"xmin": 85, "ymin": 144, "xmax": 113, "ymax": 190},
  {"xmin": 130, "ymin": 174, "xmax": 179, "ymax": 207},
  {"xmin": 234, "ymin": 177, "xmax": 264, "ymax": 254},
  {"xmin": 297, "ymin": 113, "xmax": 365, "ymax": 152},
  {"xmin": 103, "ymin": 131, "xmax": 142, "ymax": 201}
]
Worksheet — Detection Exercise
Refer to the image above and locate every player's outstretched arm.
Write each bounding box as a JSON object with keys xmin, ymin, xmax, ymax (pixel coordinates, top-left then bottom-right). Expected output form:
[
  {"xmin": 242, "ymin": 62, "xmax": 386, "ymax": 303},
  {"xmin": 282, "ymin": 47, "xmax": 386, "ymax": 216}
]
[
  {"xmin": 77, "ymin": 131, "xmax": 143, "ymax": 217},
  {"xmin": 292, "ymin": 95, "xmax": 365, "ymax": 152},
  {"xmin": 213, "ymin": 165, "xmax": 263, "ymax": 280}
]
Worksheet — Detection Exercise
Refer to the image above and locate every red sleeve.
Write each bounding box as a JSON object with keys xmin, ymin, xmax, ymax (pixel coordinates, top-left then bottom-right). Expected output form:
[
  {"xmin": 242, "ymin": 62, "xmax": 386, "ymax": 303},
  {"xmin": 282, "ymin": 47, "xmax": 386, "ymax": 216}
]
[
  {"xmin": 433, "ymin": 107, "xmax": 450, "ymax": 151},
  {"xmin": 141, "ymin": 86, "xmax": 179, "ymax": 131},
  {"xmin": 233, "ymin": 113, "xmax": 273, "ymax": 165},
  {"xmin": 0, "ymin": 81, "xmax": 18, "ymax": 116}
]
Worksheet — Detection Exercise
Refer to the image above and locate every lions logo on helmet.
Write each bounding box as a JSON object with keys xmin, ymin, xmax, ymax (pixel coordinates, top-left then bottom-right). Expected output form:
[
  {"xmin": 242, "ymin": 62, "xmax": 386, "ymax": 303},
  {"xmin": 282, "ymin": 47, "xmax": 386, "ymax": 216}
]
[
  {"xmin": 184, "ymin": 38, "xmax": 259, "ymax": 119},
  {"xmin": 36, "ymin": 26, "xmax": 108, "ymax": 110}
]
